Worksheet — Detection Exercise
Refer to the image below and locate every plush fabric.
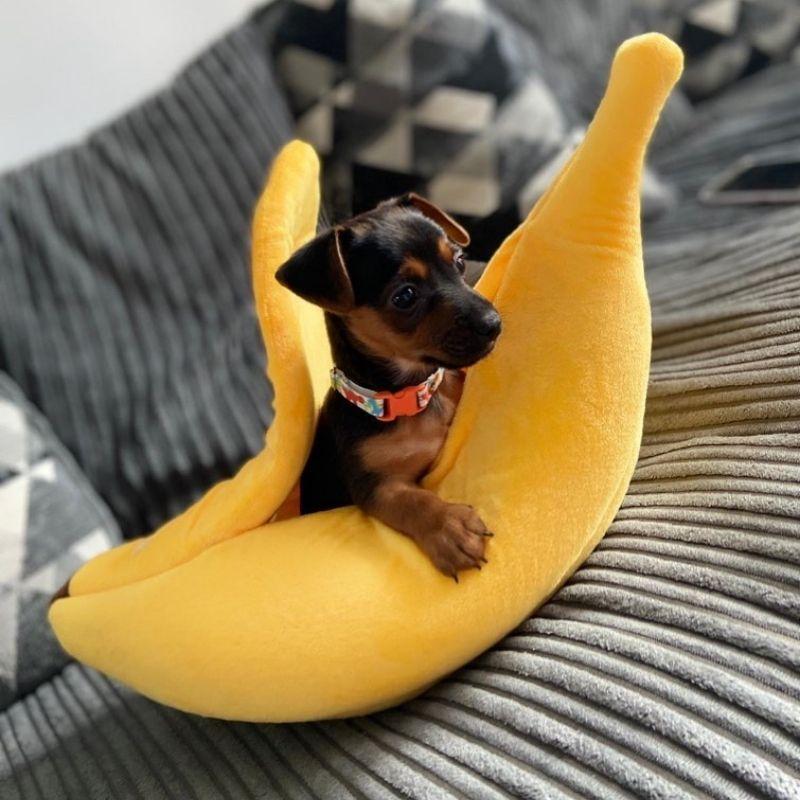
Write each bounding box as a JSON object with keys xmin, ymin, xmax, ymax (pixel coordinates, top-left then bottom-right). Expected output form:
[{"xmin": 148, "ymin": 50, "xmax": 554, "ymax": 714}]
[
  {"xmin": 0, "ymin": 374, "xmax": 120, "ymax": 710},
  {"xmin": 48, "ymin": 34, "xmax": 682, "ymax": 723}
]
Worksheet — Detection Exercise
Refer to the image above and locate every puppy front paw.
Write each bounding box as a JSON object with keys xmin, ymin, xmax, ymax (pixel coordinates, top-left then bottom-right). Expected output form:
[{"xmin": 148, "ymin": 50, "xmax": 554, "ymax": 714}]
[{"xmin": 420, "ymin": 503, "xmax": 492, "ymax": 580}]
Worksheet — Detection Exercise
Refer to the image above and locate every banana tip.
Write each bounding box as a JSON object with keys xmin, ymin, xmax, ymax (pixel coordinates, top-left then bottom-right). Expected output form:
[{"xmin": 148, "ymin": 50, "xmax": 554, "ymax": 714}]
[
  {"xmin": 282, "ymin": 139, "xmax": 319, "ymax": 163},
  {"xmin": 614, "ymin": 33, "xmax": 684, "ymax": 86},
  {"xmin": 49, "ymin": 578, "xmax": 71, "ymax": 608}
]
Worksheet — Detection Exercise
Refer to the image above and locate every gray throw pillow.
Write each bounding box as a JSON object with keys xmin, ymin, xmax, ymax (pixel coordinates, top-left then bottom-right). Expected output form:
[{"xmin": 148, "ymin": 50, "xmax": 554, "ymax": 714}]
[
  {"xmin": 0, "ymin": 373, "xmax": 121, "ymax": 709},
  {"xmin": 0, "ymin": 19, "xmax": 294, "ymax": 538}
]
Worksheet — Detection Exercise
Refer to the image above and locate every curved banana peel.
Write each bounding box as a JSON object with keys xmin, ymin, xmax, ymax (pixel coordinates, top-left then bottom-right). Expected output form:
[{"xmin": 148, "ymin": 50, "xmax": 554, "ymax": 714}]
[{"xmin": 49, "ymin": 34, "xmax": 682, "ymax": 722}]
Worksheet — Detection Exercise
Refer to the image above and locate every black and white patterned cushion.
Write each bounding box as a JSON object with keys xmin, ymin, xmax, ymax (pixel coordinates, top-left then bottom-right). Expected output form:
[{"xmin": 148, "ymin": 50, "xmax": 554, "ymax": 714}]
[
  {"xmin": 658, "ymin": 0, "xmax": 800, "ymax": 101},
  {"xmin": 271, "ymin": 0, "xmax": 676, "ymax": 259},
  {"xmin": 0, "ymin": 374, "xmax": 121, "ymax": 709},
  {"xmin": 273, "ymin": 0, "xmax": 558, "ymax": 258}
]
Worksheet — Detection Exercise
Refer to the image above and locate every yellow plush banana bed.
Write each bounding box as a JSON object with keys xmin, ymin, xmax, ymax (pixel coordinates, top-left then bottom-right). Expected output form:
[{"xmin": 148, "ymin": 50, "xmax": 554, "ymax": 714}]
[{"xmin": 49, "ymin": 34, "xmax": 682, "ymax": 722}]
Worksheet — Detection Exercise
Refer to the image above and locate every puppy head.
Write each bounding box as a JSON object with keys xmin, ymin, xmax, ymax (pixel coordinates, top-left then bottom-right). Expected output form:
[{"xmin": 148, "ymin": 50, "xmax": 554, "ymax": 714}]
[{"xmin": 275, "ymin": 193, "xmax": 501, "ymax": 373}]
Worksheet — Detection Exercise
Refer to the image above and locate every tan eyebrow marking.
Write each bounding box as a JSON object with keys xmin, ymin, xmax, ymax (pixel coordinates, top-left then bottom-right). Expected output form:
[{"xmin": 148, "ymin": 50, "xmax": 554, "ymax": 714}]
[
  {"xmin": 437, "ymin": 237, "xmax": 455, "ymax": 264},
  {"xmin": 401, "ymin": 256, "xmax": 429, "ymax": 280}
]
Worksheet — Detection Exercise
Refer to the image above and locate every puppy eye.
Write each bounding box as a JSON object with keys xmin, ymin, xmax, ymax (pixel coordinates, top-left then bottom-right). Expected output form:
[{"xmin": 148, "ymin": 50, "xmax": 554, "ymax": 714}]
[
  {"xmin": 391, "ymin": 284, "xmax": 419, "ymax": 310},
  {"xmin": 454, "ymin": 252, "xmax": 466, "ymax": 274}
]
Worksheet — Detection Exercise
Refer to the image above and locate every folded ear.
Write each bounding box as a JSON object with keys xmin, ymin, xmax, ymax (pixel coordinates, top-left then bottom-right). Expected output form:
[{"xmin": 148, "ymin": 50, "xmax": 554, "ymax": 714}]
[
  {"xmin": 397, "ymin": 193, "xmax": 470, "ymax": 247},
  {"xmin": 275, "ymin": 227, "xmax": 355, "ymax": 313}
]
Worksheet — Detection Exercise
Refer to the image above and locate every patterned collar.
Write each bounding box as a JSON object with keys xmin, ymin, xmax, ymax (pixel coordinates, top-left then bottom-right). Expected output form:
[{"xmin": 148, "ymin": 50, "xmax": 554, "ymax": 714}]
[{"xmin": 330, "ymin": 366, "xmax": 445, "ymax": 422}]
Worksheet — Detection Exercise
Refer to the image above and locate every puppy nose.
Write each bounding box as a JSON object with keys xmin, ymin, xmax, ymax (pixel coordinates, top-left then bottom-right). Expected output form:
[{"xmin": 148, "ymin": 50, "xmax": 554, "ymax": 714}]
[{"xmin": 475, "ymin": 308, "xmax": 502, "ymax": 339}]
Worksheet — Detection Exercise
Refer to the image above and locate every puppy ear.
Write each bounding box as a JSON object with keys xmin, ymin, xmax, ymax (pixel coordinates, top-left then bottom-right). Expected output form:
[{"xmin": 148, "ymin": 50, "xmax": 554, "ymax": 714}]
[
  {"xmin": 397, "ymin": 193, "xmax": 470, "ymax": 247},
  {"xmin": 275, "ymin": 227, "xmax": 355, "ymax": 313}
]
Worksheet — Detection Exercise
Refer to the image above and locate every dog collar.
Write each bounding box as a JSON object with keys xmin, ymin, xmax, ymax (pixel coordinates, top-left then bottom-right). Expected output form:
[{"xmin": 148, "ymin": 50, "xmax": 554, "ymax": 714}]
[{"xmin": 330, "ymin": 366, "xmax": 445, "ymax": 422}]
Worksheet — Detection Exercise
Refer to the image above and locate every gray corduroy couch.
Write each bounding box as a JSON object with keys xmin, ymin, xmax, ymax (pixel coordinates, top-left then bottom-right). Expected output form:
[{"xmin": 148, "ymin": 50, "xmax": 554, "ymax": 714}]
[{"xmin": 2, "ymin": 2, "xmax": 800, "ymax": 798}]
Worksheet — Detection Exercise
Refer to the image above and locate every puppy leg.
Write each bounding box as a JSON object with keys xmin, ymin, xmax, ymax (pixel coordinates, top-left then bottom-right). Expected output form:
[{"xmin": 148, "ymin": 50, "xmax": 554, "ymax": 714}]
[
  {"xmin": 363, "ymin": 479, "xmax": 490, "ymax": 579},
  {"xmin": 300, "ymin": 408, "xmax": 351, "ymax": 514}
]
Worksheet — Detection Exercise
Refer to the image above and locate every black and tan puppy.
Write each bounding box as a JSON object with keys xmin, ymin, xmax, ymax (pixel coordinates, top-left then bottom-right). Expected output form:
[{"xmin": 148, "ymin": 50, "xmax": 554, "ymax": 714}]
[{"xmin": 275, "ymin": 194, "xmax": 501, "ymax": 578}]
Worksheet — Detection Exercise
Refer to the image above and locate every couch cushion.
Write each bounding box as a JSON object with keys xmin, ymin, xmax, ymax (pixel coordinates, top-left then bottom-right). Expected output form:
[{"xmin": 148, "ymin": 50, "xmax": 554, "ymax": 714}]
[
  {"xmin": 0, "ymin": 21, "xmax": 294, "ymax": 537},
  {"xmin": 657, "ymin": 0, "xmax": 800, "ymax": 102},
  {"xmin": 0, "ymin": 374, "xmax": 121, "ymax": 710},
  {"xmin": 269, "ymin": 0, "xmax": 680, "ymax": 260}
]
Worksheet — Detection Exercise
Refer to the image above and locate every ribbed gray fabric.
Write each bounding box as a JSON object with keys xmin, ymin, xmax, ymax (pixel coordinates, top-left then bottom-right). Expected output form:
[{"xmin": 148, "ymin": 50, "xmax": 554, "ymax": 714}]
[
  {"xmin": 0, "ymin": 15, "xmax": 293, "ymax": 536},
  {"xmin": 3, "ymin": 3, "xmax": 800, "ymax": 799},
  {"xmin": 4, "ymin": 70, "xmax": 800, "ymax": 800}
]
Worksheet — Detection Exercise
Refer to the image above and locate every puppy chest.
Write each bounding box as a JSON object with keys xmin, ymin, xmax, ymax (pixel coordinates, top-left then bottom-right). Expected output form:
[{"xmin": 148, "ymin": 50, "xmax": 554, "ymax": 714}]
[{"xmin": 359, "ymin": 413, "xmax": 450, "ymax": 478}]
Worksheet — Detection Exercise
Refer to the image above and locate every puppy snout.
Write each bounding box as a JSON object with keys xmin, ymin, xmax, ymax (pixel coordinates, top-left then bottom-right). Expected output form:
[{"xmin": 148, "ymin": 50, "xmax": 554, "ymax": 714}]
[{"xmin": 474, "ymin": 308, "xmax": 502, "ymax": 340}]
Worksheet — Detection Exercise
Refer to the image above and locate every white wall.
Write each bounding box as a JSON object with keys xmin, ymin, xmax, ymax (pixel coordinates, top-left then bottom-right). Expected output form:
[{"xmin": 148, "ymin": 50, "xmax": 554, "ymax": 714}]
[{"xmin": 0, "ymin": 0, "xmax": 263, "ymax": 172}]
